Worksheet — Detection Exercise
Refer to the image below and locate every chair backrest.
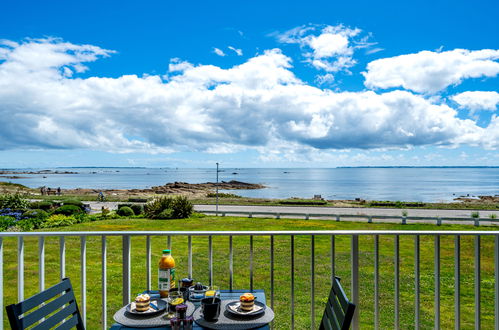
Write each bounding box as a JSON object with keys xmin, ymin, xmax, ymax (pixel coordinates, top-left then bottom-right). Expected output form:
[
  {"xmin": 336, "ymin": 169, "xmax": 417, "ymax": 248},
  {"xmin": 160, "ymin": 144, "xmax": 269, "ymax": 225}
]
[
  {"xmin": 6, "ymin": 277, "xmax": 84, "ymax": 330},
  {"xmin": 319, "ymin": 276, "xmax": 356, "ymax": 330}
]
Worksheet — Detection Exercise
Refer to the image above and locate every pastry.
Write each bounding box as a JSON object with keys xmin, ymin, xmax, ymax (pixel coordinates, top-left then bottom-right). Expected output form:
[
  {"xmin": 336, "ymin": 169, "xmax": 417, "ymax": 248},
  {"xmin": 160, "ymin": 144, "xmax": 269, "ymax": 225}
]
[
  {"xmin": 135, "ymin": 294, "xmax": 150, "ymax": 312},
  {"xmin": 239, "ymin": 293, "xmax": 255, "ymax": 311}
]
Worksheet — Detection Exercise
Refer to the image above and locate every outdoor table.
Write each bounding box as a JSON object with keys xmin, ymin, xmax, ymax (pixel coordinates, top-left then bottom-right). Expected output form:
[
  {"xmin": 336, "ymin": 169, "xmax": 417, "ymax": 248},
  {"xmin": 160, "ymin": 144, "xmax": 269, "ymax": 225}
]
[{"xmin": 111, "ymin": 290, "xmax": 272, "ymax": 330}]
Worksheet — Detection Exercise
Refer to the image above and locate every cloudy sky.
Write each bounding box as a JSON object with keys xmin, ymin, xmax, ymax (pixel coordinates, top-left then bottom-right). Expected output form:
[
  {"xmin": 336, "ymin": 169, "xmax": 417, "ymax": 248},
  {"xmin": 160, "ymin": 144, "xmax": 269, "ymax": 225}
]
[{"xmin": 0, "ymin": 0, "xmax": 498, "ymax": 168}]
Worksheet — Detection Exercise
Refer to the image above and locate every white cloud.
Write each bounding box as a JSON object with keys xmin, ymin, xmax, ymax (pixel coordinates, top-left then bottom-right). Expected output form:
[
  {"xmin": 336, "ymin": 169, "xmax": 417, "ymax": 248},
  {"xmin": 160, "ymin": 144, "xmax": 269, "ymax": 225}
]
[
  {"xmin": 0, "ymin": 38, "xmax": 497, "ymax": 156},
  {"xmin": 451, "ymin": 91, "xmax": 499, "ymax": 111},
  {"xmin": 276, "ymin": 24, "xmax": 370, "ymax": 73},
  {"xmin": 363, "ymin": 49, "xmax": 499, "ymax": 93},
  {"xmin": 213, "ymin": 47, "xmax": 226, "ymax": 56},
  {"xmin": 228, "ymin": 46, "xmax": 243, "ymax": 56}
]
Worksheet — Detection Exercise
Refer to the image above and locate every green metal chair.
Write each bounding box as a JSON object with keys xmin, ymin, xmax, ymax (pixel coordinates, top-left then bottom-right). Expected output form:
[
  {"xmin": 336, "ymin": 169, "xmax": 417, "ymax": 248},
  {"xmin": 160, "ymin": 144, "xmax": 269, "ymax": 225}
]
[
  {"xmin": 6, "ymin": 277, "xmax": 84, "ymax": 330},
  {"xmin": 319, "ymin": 276, "xmax": 356, "ymax": 330}
]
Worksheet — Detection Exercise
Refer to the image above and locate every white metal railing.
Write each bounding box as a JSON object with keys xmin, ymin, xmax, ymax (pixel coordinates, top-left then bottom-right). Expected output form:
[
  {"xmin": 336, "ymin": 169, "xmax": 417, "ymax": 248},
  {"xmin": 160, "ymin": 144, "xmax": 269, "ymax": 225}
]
[
  {"xmin": 201, "ymin": 210, "xmax": 498, "ymax": 226},
  {"xmin": 1, "ymin": 230, "xmax": 499, "ymax": 329}
]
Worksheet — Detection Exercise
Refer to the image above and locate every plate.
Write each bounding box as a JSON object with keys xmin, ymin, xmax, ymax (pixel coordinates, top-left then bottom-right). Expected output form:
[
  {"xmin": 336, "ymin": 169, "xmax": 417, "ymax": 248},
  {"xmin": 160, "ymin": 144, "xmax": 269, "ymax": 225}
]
[
  {"xmin": 125, "ymin": 299, "xmax": 167, "ymax": 316},
  {"xmin": 225, "ymin": 300, "xmax": 266, "ymax": 317}
]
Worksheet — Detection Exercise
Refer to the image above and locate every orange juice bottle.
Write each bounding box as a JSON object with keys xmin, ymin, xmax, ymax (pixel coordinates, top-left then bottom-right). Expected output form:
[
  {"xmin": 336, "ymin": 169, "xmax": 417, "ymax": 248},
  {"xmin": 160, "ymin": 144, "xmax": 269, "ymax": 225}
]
[{"xmin": 159, "ymin": 249, "xmax": 176, "ymax": 298}]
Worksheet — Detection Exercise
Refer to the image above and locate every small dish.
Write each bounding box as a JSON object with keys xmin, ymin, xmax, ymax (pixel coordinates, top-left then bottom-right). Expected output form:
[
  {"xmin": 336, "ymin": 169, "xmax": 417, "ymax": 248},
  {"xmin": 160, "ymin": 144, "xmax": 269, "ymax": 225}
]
[
  {"xmin": 125, "ymin": 299, "xmax": 167, "ymax": 316},
  {"xmin": 225, "ymin": 300, "xmax": 266, "ymax": 317}
]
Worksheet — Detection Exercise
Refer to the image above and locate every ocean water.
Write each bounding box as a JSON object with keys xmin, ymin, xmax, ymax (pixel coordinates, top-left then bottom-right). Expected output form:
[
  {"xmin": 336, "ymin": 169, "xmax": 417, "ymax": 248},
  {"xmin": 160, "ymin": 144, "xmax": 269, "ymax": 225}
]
[{"xmin": 1, "ymin": 167, "xmax": 498, "ymax": 202}]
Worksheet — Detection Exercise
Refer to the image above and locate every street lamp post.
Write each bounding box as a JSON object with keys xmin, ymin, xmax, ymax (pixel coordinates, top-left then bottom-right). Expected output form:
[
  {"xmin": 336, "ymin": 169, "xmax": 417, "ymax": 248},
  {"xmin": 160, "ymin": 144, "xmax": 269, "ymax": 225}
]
[{"xmin": 216, "ymin": 162, "xmax": 219, "ymax": 216}]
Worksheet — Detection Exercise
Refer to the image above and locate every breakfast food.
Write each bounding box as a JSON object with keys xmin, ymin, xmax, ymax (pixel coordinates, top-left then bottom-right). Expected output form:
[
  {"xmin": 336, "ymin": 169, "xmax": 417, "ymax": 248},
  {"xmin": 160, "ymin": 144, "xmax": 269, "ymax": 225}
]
[
  {"xmin": 135, "ymin": 294, "xmax": 151, "ymax": 312},
  {"xmin": 239, "ymin": 293, "xmax": 255, "ymax": 311}
]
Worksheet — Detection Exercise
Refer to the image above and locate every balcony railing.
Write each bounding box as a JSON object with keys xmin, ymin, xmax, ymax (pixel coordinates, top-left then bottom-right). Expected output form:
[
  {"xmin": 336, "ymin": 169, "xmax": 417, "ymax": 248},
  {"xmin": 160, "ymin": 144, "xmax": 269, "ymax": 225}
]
[{"xmin": 1, "ymin": 230, "xmax": 499, "ymax": 329}]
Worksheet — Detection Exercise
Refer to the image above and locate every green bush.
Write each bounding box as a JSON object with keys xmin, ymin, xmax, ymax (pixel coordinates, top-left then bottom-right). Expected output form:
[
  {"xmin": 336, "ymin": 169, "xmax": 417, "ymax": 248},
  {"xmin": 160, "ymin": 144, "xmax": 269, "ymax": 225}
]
[
  {"xmin": 62, "ymin": 199, "xmax": 84, "ymax": 208},
  {"xmin": 0, "ymin": 216, "xmax": 16, "ymax": 231},
  {"xmin": 471, "ymin": 211, "xmax": 480, "ymax": 219},
  {"xmin": 171, "ymin": 196, "xmax": 193, "ymax": 218},
  {"xmin": 29, "ymin": 201, "xmax": 55, "ymax": 211},
  {"xmin": 131, "ymin": 204, "xmax": 144, "ymax": 216},
  {"xmin": 156, "ymin": 208, "xmax": 174, "ymax": 219},
  {"xmin": 490, "ymin": 214, "xmax": 498, "ymax": 219},
  {"xmin": 53, "ymin": 205, "xmax": 83, "ymax": 216},
  {"xmin": 41, "ymin": 214, "xmax": 76, "ymax": 228},
  {"xmin": 118, "ymin": 203, "xmax": 134, "ymax": 209},
  {"xmin": 23, "ymin": 209, "xmax": 48, "ymax": 219},
  {"xmin": 145, "ymin": 196, "xmax": 173, "ymax": 218},
  {"xmin": 206, "ymin": 192, "xmax": 242, "ymax": 198},
  {"xmin": 0, "ymin": 193, "xmax": 29, "ymax": 209},
  {"xmin": 117, "ymin": 206, "xmax": 134, "ymax": 217},
  {"xmin": 145, "ymin": 196, "xmax": 193, "ymax": 219}
]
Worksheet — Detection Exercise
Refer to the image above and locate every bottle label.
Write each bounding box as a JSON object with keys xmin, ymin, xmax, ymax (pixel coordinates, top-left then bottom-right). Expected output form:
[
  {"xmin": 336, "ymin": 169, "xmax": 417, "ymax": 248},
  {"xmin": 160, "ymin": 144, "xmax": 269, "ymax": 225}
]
[{"xmin": 158, "ymin": 268, "xmax": 176, "ymax": 290}]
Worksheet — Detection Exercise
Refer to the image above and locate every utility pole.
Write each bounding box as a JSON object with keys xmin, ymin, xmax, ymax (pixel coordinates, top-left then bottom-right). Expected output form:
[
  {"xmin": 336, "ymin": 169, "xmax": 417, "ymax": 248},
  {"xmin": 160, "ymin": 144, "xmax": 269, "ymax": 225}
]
[{"xmin": 216, "ymin": 162, "xmax": 219, "ymax": 216}]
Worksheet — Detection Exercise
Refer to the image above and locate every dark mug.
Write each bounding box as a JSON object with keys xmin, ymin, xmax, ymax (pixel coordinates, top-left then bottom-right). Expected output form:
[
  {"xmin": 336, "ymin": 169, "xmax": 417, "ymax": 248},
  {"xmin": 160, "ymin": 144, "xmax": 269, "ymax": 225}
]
[{"xmin": 201, "ymin": 297, "xmax": 221, "ymax": 321}]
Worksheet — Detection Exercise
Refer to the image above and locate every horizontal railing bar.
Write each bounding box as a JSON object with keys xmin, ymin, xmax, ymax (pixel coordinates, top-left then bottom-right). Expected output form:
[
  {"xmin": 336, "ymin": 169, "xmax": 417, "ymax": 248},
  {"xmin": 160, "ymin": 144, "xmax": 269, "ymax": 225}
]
[{"xmin": 2, "ymin": 230, "xmax": 499, "ymax": 237}]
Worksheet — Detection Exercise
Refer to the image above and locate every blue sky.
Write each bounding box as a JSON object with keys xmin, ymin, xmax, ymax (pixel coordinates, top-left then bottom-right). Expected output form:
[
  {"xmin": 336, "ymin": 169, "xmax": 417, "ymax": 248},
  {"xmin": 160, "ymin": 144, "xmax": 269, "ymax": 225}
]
[{"xmin": 0, "ymin": 0, "xmax": 498, "ymax": 168}]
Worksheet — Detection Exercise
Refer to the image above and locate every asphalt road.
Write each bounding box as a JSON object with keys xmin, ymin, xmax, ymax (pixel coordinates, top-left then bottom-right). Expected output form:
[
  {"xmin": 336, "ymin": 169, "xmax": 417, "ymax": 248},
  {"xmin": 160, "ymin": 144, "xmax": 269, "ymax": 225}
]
[{"xmin": 194, "ymin": 204, "xmax": 498, "ymax": 219}]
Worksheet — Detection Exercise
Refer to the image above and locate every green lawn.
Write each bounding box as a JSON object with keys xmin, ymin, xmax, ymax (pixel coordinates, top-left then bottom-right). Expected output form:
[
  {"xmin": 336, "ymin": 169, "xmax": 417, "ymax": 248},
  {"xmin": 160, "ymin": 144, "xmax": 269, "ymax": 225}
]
[{"xmin": 2, "ymin": 216, "xmax": 498, "ymax": 329}]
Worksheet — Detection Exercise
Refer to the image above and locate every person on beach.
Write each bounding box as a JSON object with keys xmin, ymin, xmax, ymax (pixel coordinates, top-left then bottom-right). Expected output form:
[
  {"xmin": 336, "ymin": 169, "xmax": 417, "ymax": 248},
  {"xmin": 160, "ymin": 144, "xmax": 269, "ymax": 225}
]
[
  {"xmin": 57, "ymin": 187, "xmax": 61, "ymax": 195},
  {"xmin": 40, "ymin": 186, "xmax": 45, "ymax": 195},
  {"xmin": 98, "ymin": 191, "xmax": 105, "ymax": 202}
]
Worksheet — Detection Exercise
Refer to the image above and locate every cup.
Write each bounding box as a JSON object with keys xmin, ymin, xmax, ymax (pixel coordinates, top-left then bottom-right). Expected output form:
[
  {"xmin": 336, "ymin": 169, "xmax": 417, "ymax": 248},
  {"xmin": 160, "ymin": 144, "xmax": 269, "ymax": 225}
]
[{"xmin": 201, "ymin": 297, "xmax": 221, "ymax": 321}]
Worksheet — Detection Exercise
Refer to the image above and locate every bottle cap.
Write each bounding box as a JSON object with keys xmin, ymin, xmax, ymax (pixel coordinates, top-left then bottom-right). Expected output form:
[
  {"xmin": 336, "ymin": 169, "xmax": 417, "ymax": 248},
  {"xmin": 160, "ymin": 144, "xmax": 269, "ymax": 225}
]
[{"xmin": 163, "ymin": 249, "xmax": 171, "ymax": 253}]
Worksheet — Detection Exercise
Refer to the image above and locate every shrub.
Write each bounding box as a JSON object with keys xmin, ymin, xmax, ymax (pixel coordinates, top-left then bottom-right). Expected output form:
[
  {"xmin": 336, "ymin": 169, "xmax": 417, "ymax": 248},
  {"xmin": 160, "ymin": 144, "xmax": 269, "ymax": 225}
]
[
  {"xmin": 206, "ymin": 192, "xmax": 242, "ymax": 198},
  {"xmin": 0, "ymin": 193, "xmax": 29, "ymax": 209},
  {"xmin": 118, "ymin": 203, "xmax": 134, "ymax": 209},
  {"xmin": 41, "ymin": 214, "xmax": 76, "ymax": 228},
  {"xmin": 0, "ymin": 216, "xmax": 16, "ymax": 231},
  {"xmin": 171, "ymin": 196, "xmax": 193, "ymax": 218},
  {"xmin": 471, "ymin": 211, "xmax": 480, "ymax": 219},
  {"xmin": 53, "ymin": 205, "xmax": 83, "ymax": 216},
  {"xmin": 29, "ymin": 201, "xmax": 55, "ymax": 211},
  {"xmin": 0, "ymin": 208, "xmax": 25, "ymax": 221},
  {"xmin": 62, "ymin": 199, "xmax": 84, "ymax": 208},
  {"xmin": 156, "ymin": 208, "xmax": 174, "ymax": 219},
  {"xmin": 131, "ymin": 204, "xmax": 144, "ymax": 216},
  {"xmin": 489, "ymin": 214, "xmax": 497, "ymax": 219},
  {"xmin": 23, "ymin": 209, "xmax": 49, "ymax": 219},
  {"xmin": 145, "ymin": 196, "xmax": 173, "ymax": 218},
  {"xmin": 117, "ymin": 206, "xmax": 134, "ymax": 217}
]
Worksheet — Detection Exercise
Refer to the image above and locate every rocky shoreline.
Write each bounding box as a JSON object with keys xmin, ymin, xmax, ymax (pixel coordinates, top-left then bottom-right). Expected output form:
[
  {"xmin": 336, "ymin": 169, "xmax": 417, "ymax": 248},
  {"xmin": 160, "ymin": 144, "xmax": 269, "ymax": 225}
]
[{"xmin": 62, "ymin": 180, "xmax": 265, "ymax": 198}]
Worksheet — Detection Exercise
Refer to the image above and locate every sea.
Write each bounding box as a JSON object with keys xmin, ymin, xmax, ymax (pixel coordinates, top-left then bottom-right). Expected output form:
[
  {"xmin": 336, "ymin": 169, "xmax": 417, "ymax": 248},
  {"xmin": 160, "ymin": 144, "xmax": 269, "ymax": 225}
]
[{"xmin": 1, "ymin": 167, "xmax": 498, "ymax": 203}]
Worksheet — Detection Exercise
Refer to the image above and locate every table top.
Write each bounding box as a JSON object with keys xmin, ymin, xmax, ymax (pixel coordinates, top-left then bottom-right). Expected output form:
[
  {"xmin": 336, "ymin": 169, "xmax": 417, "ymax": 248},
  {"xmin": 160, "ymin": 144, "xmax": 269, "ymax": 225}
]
[{"xmin": 111, "ymin": 290, "xmax": 271, "ymax": 330}]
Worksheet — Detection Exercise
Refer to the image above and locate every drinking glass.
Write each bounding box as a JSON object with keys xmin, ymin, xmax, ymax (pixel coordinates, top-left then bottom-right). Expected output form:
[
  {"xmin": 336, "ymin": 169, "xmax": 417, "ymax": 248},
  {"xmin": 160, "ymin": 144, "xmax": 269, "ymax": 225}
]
[
  {"xmin": 166, "ymin": 291, "xmax": 182, "ymax": 319},
  {"xmin": 204, "ymin": 285, "xmax": 220, "ymax": 298}
]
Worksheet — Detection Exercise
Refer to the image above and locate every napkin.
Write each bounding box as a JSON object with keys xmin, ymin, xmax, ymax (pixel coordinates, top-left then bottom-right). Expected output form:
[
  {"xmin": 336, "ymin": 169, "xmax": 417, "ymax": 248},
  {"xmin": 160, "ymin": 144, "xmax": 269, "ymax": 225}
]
[{"xmin": 229, "ymin": 302, "xmax": 263, "ymax": 314}]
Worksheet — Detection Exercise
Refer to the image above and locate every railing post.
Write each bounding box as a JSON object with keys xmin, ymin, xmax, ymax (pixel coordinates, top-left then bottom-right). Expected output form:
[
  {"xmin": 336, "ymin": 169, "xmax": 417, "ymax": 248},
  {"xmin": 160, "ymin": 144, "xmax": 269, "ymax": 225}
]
[
  {"xmin": 475, "ymin": 235, "xmax": 481, "ymax": 329},
  {"xmin": 311, "ymin": 235, "xmax": 315, "ymax": 329},
  {"xmin": 229, "ymin": 235, "xmax": 233, "ymax": 291},
  {"xmin": 102, "ymin": 236, "xmax": 107, "ymax": 330},
  {"xmin": 435, "ymin": 235, "xmax": 440, "ymax": 329},
  {"xmin": 146, "ymin": 236, "xmax": 151, "ymax": 291},
  {"xmin": 351, "ymin": 235, "xmax": 359, "ymax": 330},
  {"xmin": 495, "ymin": 235, "xmax": 499, "ymax": 330},
  {"xmin": 249, "ymin": 212, "xmax": 252, "ymax": 218},
  {"xmin": 336, "ymin": 215, "xmax": 340, "ymax": 222},
  {"xmin": 209, "ymin": 235, "xmax": 213, "ymax": 286},
  {"xmin": 305, "ymin": 213, "xmax": 309, "ymax": 220},
  {"xmin": 276, "ymin": 213, "xmax": 280, "ymax": 219},
  {"xmin": 18, "ymin": 237, "xmax": 24, "ymax": 302},
  {"xmin": 437, "ymin": 217, "xmax": 442, "ymax": 226},
  {"xmin": 60, "ymin": 236, "xmax": 66, "ymax": 280},
  {"xmin": 81, "ymin": 236, "xmax": 87, "ymax": 328},
  {"xmin": 122, "ymin": 235, "xmax": 131, "ymax": 306},
  {"xmin": 395, "ymin": 235, "xmax": 400, "ymax": 329},
  {"xmin": 474, "ymin": 218, "xmax": 480, "ymax": 227},
  {"xmin": 250, "ymin": 235, "xmax": 254, "ymax": 291},
  {"xmin": 331, "ymin": 235, "xmax": 335, "ymax": 284},
  {"xmin": 188, "ymin": 235, "xmax": 192, "ymax": 278},
  {"xmin": 415, "ymin": 235, "xmax": 420, "ymax": 329},
  {"xmin": 291, "ymin": 235, "xmax": 295, "ymax": 330},
  {"xmin": 39, "ymin": 236, "xmax": 45, "ymax": 293},
  {"xmin": 455, "ymin": 235, "xmax": 460, "ymax": 330},
  {"xmin": 402, "ymin": 216, "xmax": 407, "ymax": 225},
  {"xmin": 368, "ymin": 216, "xmax": 372, "ymax": 223},
  {"xmin": 0, "ymin": 237, "xmax": 3, "ymax": 327},
  {"xmin": 374, "ymin": 235, "xmax": 379, "ymax": 330},
  {"xmin": 270, "ymin": 235, "xmax": 274, "ymax": 311}
]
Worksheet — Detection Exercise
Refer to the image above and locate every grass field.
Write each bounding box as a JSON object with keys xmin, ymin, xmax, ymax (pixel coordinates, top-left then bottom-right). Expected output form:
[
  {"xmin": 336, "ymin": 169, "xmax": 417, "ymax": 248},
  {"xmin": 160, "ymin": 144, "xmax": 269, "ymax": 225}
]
[{"xmin": 2, "ymin": 216, "xmax": 498, "ymax": 329}]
